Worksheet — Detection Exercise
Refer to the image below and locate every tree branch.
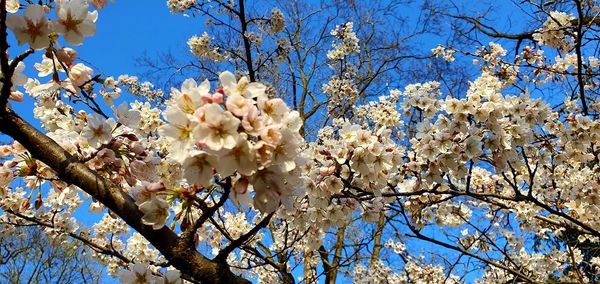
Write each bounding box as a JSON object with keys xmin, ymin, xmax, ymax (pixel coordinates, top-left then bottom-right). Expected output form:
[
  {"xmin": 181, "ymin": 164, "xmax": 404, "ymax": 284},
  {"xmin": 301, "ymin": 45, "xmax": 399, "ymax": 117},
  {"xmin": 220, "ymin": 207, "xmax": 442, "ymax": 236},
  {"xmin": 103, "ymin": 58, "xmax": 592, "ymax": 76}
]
[{"xmin": 0, "ymin": 109, "xmax": 249, "ymax": 284}]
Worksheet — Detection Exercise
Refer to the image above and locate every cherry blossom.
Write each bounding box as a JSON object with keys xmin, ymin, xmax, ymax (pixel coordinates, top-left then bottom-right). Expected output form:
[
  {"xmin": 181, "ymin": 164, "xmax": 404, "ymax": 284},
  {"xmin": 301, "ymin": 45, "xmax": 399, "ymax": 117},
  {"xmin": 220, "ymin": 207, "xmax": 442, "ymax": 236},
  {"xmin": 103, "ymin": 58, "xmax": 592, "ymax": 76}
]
[
  {"xmin": 4, "ymin": 61, "xmax": 28, "ymax": 101},
  {"xmin": 1, "ymin": 1, "xmax": 600, "ymax": 284},
  {"xmin": 81, "ymin": 114, "xmax": 115, "ymax": 147},
  {"xmin": 158, "ymin": 106, "xmax": 198, "ymax": 163},
  {"xmin": 118, "ymin": 263, "xmax": 152, "ymax": 284},
  {"xmin": 139, "ymin": 196, "xmax": 170, "ymax": 230},
  {"xmin": 6, "ymin": 0, "xmax": 19, "ymax": 13},
  {"xmin": 113, "ymin": 102, "xmax": 142, "ymax": 128},
  {"xmin": 34, "ymin": 55, "xmax": 65, "ymax": 77},
  {"xmin": 219, "ymin": 71, "xmax": 266, "ymax": 99},
  {"xmin": 171, "ymin": 78, "xmax": 209, "ymax": 114},
  {"xmin": 192, "ymin": 103, "xmax": 241, "ymax": 151},
  {"xmin": 6, "ymin": 4, "xmax": 51, "ymax": 50},
  {"xmin": 182, "ymin": 150, "xmax": 218, "ymax": 186},
  {"xmin": 55, "ymin": 0, "xmax": 98, "ymax": 45}
]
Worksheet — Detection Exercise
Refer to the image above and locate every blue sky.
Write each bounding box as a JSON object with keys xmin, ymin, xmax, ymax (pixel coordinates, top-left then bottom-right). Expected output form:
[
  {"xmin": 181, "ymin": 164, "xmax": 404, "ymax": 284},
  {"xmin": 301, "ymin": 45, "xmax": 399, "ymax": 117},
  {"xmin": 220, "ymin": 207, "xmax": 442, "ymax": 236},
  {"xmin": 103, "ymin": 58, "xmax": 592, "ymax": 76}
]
[{"xmin": 74, "ymin": 1, "xmax": 195, "ymax": 76}]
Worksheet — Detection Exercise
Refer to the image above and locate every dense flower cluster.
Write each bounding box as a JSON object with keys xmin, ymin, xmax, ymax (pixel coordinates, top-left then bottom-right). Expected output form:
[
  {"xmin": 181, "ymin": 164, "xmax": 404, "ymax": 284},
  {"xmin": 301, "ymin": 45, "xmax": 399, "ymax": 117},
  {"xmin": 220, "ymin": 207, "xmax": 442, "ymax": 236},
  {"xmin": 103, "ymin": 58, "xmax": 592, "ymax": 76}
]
[
  {"xmin": 533, "ymin": 11, "xmax": 575, "ymax": 52},
  {"xmin": 159, "ymin": 71, "xmax": 305, "ymax": 213},
  {"xmin": 119, "ymin": 264, "xmax": 181, "ymax": 284},
  {"xmin": 322, "ymin": 74, "xmax": 358, "ymax": 113},
  {"xmin": 353, "ymin": 258, "xmax": 457, "ymax": 284},
  {"xmin": 354, "ymin": 90, "xmax": 403, "ymax": 130},
  {"xmin": 353, "ymin": 260, "xmax": 404, "ymax": 283},
  {"xmin": 117, "ymin": 75, "xmax": 165, "ymax": 101},
  {"xmin": 323, "ymin": 22, "xmax": 362, "ymax": 116},
  {"xmin": 327, "ymin": 22, "xmax": 360, "ymax": 61},
  {"xmin": 268, "ymin": 8, "xmax": 285, "ymax": 34},
  {"xmin": 166, "ymin": 0, "xmax": 197, "ymax": 14},
  {"xmin": 187, "ymin": 33, "xmax": 228, "ymax": 62}
]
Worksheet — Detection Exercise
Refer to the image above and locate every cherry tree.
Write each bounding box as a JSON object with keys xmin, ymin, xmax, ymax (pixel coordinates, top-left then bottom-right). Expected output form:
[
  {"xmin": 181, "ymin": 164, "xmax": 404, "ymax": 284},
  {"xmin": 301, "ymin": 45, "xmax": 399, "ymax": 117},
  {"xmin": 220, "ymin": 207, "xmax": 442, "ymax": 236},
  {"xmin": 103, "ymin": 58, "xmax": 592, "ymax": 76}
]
[
  {"xmin": 0, "ymin": 0, "xmax": 599, "ymax": 283},
  {"xmin": 0, "ymin": 225, "xmax": 104, "ymax": 283}
]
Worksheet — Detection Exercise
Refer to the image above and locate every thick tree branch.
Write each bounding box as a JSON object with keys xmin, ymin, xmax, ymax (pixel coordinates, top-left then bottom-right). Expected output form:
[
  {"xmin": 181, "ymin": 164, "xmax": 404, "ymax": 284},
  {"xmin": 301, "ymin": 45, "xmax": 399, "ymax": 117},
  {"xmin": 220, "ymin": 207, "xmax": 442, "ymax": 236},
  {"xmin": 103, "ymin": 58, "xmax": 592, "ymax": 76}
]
[{"xmin": 0, "ymin": 108, "xmax": 249, "ymax": 284}]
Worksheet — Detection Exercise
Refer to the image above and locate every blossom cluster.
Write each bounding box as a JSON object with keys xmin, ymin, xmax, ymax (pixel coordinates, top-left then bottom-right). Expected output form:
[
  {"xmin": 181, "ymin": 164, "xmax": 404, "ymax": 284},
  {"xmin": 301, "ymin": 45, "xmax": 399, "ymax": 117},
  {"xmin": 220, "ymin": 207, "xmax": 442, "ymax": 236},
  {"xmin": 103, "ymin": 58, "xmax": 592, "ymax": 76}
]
[
  {"xmin": 117, "ymin": 75, "xmax": 165, "ymax": 102},
  {"xmin": 431, "ymin": 44, "xmax": 456, "ymax": 62},
  {"xmin": 166, "ymin": 0, "xmax": 197, "ymax": 14},
  {"xmin": 533, "ymin": 11, "xmax": 575, "ymax": 52},
  {"xmin": 354, "ymin": 90, "xmax": 403, "ymax": 130},
  {"xmin": 296, "ymin": 120, "xmax": 404, "ymax": 229},
  {"xmin": 119, "ymin": 263, "xmax": 181, "ymax": 284},
  {"xmin": 7, "ymin": 0, "xmax": 100, "ymax": 49},
  {"xmin": 267, "ymin": 8, "xmax": 285, "ymax": 34},
  {"xmin": 327, "ymin": 22, "xmax": 360, "ymax": 61},
  {"xmin": 159, "ymin": 71, "xmax": 305, "ymax": 214},
  {"xmin": 188, "ymin": 33, "xmax": 228, "ymax": 62},
  {"xmin": 321, "ymin": 74, "xmax": 359, "ymax": 114}
]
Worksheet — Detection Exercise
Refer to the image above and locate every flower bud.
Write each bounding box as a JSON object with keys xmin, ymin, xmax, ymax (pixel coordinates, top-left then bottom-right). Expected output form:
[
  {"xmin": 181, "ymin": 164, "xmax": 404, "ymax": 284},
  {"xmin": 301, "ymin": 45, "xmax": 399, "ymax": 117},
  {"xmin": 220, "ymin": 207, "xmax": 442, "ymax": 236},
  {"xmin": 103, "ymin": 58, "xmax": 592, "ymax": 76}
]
[
  {"xmin": 234, "ymin": 177, "xmax": 249, "ymax": 194},
  {"xmin": 56, "ymin": 47, "xmax": 79, "ymax": 66},
  {"xmin": 34, "ymin": 194, "xmax": 43, "ymax": 209}
]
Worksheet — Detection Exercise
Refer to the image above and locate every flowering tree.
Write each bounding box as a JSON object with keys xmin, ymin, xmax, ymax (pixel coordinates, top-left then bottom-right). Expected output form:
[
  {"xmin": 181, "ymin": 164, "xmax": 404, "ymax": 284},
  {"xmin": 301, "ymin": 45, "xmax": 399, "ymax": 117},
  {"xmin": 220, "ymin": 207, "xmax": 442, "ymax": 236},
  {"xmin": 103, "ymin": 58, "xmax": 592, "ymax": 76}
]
[
  {"xmin": 0, "ymin": 225, "xmax": 104, "ymax": 283},
  {"xmin": 0, "ymin": 0, "xmax": 599, "ymax": 283}
]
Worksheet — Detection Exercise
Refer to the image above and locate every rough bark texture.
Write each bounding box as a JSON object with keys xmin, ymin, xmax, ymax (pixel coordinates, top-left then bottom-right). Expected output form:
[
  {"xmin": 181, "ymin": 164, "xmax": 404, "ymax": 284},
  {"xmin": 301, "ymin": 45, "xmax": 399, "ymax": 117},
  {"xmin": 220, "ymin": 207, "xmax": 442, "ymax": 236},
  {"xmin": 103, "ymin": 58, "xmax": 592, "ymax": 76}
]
[{"xmin": 0, "ymin": 109, "xmax": 250, "ymax": 284}]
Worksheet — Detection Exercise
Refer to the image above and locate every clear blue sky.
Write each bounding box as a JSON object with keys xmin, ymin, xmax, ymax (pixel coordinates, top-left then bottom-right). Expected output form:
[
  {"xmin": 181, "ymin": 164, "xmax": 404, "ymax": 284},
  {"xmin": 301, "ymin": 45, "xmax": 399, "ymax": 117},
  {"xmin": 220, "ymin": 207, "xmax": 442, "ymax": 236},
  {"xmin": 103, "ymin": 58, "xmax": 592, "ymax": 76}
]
[{"xmin": 75, "ymin": 1, "xmax": 197, "ymax": 76}]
